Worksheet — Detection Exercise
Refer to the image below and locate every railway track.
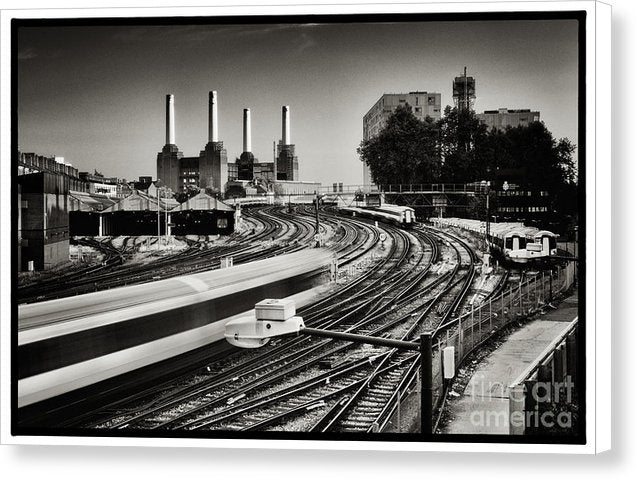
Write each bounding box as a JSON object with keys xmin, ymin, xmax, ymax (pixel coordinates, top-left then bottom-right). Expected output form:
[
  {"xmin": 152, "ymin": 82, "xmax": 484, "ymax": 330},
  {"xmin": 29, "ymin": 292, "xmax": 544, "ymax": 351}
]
[
  {"xmin": 21, "ymin": 206, "xmax": 377, "ymax": 428},
  {"xmin": 193, "ymin": 227, "xmax": 475, "ymax": 434},
  {"xmin": 72, "ymin": 217, "xmax": 450, "ymax": 432},
  {"xmin": 17, "ymin": 205, "xmax": 330, "ymax": 304},
  {"xmin": 35, "ymin": 212, "xmax": 494, "ymax": 434}
]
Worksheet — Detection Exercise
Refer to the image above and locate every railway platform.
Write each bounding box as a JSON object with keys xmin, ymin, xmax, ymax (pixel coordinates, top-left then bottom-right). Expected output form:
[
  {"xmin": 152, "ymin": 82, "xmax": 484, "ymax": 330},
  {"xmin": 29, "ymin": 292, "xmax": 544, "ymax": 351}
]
[{"xmin": 441, "ymin": 292, "xmax": 578, "ymax": 434}]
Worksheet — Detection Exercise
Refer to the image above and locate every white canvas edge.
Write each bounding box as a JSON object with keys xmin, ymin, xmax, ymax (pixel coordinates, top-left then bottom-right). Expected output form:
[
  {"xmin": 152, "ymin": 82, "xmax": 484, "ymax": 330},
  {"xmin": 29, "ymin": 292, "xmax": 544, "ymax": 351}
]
[
  {"xmin": 0, "ymin": 0, "xmax": 610, "ymax": 455},
  {"xmin": 593, "ymin": 0, "xmax": 611, "ymax": 454}
]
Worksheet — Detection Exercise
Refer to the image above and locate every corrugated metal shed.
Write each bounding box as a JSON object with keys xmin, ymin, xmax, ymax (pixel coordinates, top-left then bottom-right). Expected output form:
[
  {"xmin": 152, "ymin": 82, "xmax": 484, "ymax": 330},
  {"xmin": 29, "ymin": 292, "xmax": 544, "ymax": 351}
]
[
  {"xmin": 102, "ymin": 191, "xmax": 177, "ymax": 213},
  {"xmin": 174, "ymin": 191, "xmax": 235, "ymax": 212},
  {"xmin": 69, "ymin": 190, "xmax": 117, "ymax": 212}
]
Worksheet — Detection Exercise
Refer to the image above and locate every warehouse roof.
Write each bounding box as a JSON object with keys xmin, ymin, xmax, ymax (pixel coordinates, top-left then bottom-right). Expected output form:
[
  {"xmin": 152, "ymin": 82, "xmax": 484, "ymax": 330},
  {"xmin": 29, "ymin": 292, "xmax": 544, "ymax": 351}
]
[
  {"xmin": 173, "ymin": 191, "xmax": 235, "ymax": 212},
  {"xmin": 69, "ymin": 190, "xmax": 118, "ymax": 212},
  {"xmin": 101, "ymin": 191, "xmax": 178, "ymax": 213}
]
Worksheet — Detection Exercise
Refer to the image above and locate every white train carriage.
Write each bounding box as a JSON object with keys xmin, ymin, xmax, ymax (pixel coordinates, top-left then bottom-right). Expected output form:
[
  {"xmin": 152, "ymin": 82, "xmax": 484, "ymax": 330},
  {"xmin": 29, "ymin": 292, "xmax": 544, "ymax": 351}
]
[
  {"xmin": 534, "ymin": 230, "xmax": 558, "ymax": 256},
  {"xmin": 340, "ymin": 204, "xmax": 415, "ymax": 228},
  {"xmin": 432, "ymin": 217, "xmax": 557, "ymax": 264}
]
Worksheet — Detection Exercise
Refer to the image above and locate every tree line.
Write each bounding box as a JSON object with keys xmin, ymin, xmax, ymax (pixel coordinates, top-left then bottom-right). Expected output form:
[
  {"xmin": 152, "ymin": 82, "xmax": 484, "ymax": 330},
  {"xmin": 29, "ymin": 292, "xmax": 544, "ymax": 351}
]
[{"xmin": 358, "ymin": 104, "xmax": 577, "ymax": 196}]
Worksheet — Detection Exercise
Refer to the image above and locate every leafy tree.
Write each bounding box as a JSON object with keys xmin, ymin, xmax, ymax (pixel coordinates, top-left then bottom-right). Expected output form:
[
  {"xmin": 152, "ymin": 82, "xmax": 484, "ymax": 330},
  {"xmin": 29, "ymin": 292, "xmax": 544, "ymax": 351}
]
[
  {"xmin": 225, "ymin": 183, "xmax": 246, "ymax": 199},
  {"xmin": 358, "ymin": 104, "xmax": 440, "ymax": 186},
  {"xmin": 357, "ymin": 103, "xmax": 576, "ymax": 216},
  {"xmin": 487, "ymin": 122, "xmax": 576, "ymax": 192},
  {"xmin": 438, "ymin": 106, "xmax": 490, "ymax": 182},
  {"xmin": 204, "ymin": 186, "xmax": 221, "ymax": 199},
  {"xmin": 174, "ymin": 185, "xmax": 200, "ymax": 204}
]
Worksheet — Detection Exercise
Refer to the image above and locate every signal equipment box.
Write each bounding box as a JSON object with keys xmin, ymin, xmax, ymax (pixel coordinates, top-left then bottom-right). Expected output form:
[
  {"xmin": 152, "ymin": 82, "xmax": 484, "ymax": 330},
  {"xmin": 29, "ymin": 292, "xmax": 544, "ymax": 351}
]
[{"xmin": 255, "ymin": 298, "xmax": 296, "ymax": 322}]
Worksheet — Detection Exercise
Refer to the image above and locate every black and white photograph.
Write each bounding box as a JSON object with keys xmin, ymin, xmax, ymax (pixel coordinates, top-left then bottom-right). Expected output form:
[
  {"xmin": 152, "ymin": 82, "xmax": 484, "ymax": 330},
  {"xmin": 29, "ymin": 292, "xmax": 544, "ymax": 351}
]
[{"xmin": 1, "ymin": 0, "xmax": 613, "ymax": 459}]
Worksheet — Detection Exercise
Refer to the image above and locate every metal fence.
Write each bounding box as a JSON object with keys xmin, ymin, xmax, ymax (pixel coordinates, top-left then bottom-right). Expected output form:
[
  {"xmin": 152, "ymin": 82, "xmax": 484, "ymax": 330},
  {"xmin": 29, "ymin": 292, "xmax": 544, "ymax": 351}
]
[
  {"xmin": 430, "ymin": 262, "xmax": 577, "ymax": 425},
  {"xmin": 508, "ymin": 317, "xmax": 578, "ymax": 435},
  {"xmin": 316, "ymin": 183, "xmax": 484, "ymax": 195},
  {"xmin": 381, "ymin": 261, "xmax": 577, "ymax": 433}
]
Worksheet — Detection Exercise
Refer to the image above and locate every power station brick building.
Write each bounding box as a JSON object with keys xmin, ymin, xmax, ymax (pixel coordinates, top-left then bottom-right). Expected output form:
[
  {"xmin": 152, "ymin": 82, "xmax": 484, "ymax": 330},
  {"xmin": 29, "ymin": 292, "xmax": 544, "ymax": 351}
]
[{"xmin": 157, "ymin": 92, "xmax": 299, "ymax": 194}]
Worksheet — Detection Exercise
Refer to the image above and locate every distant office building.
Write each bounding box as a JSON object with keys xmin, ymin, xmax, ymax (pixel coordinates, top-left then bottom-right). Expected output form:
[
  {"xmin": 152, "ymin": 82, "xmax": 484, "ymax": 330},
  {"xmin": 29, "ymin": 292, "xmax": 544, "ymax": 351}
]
[
  {"xmin": 18, "ymin": 172, "xmax": 71, "ymax": 271},
  {"xmin": 362, "ymin": 91, "xmax": 442, "ymax": 186},
  {"xmin": 132, "ymin": 176, "xmax": 154, "ymax": 193},
  {"xmin": 18, "ymin": 152, "xmax": 86, "ymax": 191},
  {"xmin": 79, "ymin": 171, "xmax": 121, "ymax": 197},
  {"xmin": 17, "ymin": 151, "xmax": 88, "ymax": 271},
  {"xmin": 477, "ymin": 108, "xmax": 541, "ymax": 131}
]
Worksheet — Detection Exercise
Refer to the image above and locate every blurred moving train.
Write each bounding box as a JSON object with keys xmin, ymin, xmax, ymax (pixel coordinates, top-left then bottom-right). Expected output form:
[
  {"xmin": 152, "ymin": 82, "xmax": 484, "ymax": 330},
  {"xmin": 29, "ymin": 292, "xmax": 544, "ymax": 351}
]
[
  {"xmin": 339, "ymin": 205, "xmax": 416, "ymax": 228},
  {"xmin": 17, "ymin": 249, "xmax": 334, "ymax": 408},
  {"xmin": 432, "ymin": 217, "xmax": 557, "ymax": 264}
]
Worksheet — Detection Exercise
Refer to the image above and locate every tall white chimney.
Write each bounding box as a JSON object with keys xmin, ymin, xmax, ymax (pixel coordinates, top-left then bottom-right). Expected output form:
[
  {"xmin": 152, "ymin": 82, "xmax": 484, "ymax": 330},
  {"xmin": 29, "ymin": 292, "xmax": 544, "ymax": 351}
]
[
  {"xmin": 243, "ymin": 108, "xmax": 252, "ymax": 153},
  {"xmin": 282, "ymin": 105, "xmax": 290, "ymax": 145},
  {"xmin": 166, "ymin": 94, "xmax": 175, "ymax": 145},
  {"xmin": 209, "ymin": 91, "xmax": 218, "ymax": 143}
]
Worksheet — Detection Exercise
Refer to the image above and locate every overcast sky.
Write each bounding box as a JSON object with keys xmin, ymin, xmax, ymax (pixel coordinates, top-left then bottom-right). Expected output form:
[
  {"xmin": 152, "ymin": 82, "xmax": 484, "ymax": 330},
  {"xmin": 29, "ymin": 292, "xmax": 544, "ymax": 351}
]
[{"xmin": 17, "ymin": 19, "xmax": 579, "ymax": 186}]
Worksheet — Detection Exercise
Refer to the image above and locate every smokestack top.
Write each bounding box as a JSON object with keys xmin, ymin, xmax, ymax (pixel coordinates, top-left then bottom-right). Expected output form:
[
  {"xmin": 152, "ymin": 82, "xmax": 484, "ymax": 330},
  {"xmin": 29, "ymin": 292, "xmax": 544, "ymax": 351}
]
[
  {"xmin": 208, "ymin": 90, "xmax": 219, "ymax": 143},
  {"xmin": 282, "ymin": 105, "xmax": 290, "ymax": 145},
  {"xmin": 166, "ymin": 94, "xmax": 175, "ymax": 145},
  {"xmin": 243, "ymin": 108, "xmax": 252, "ymax": 153}
]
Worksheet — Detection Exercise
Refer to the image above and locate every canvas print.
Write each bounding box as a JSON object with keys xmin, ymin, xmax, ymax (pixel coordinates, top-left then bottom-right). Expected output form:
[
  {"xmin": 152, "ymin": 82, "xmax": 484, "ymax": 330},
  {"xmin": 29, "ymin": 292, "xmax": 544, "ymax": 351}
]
[{"xmin": 12, "ymin": 10, "xmax": 584, "ymax": 443}]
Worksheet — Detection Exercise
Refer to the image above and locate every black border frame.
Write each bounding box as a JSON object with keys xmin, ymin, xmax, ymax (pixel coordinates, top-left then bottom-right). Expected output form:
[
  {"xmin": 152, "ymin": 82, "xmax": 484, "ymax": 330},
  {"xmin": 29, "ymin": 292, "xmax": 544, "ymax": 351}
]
[{"xmin": 11, "ymin": 9, "xmax": 587, "ymax": 446}]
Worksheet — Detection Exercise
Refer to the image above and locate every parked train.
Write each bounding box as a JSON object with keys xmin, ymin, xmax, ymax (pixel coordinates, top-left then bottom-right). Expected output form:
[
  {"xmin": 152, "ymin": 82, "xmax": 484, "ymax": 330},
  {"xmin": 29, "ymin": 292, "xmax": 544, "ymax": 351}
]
[
  {"xmin": 432, "ymin": 217, "xmax": 557, "ymax": 264},
  {"xmin": 340, "ymin": 205, "xmax": 416, "ymax": 228}
]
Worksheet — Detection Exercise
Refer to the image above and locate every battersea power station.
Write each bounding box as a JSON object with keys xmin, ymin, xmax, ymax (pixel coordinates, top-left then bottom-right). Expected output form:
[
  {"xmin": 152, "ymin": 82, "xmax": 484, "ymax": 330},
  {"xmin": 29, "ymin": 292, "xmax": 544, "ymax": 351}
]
[{"xmin": 156, "ymin": 92, "xmax": 299, "ymax": 194}]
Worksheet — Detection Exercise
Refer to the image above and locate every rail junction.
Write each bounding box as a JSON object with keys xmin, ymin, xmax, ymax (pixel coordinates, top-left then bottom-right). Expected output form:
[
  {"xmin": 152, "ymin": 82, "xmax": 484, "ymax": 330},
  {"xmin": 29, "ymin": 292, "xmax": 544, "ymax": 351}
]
[{"xmin": 16, "ymin": 203, "xmax": 576, "ymax": 435}]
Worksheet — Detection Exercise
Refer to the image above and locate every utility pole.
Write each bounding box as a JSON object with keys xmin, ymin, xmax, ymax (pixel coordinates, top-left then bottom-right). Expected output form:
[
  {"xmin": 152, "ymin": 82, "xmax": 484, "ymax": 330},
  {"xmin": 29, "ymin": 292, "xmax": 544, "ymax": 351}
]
[
  {"xmin": 156, "ymin": 180, "xmax": 161, "ymax": 251},
  {"xmin": 315, "ymin": 191, "xmax": 320, "ymax": 247},
  {"xmin": 485, "ymin": 182, "xmax": 490, "ymax": 252},
  {"xmin": 164, "ymin": 187, "xmax": 170, "ymax": 247},
  {"xmin": 421, "ymin": 332, "xmax": 433, "ymax": 435}
]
